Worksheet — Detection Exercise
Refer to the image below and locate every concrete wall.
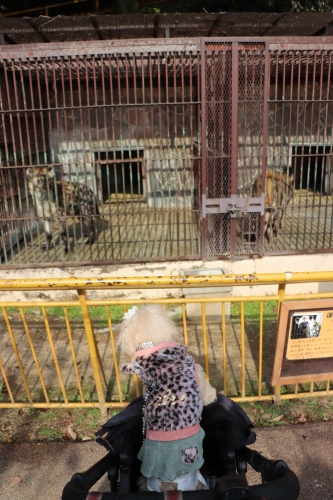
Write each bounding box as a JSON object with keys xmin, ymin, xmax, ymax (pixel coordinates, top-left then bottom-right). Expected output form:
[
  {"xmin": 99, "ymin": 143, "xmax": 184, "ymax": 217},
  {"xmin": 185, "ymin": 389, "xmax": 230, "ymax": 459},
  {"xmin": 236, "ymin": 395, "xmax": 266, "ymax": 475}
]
[
  {"xmin": 1, "ymin": 253, "xmax": 332, "ymax": 303},
  {"xmin": 50, "ymin": 87, "xmax": 199, "ymax": 209}
]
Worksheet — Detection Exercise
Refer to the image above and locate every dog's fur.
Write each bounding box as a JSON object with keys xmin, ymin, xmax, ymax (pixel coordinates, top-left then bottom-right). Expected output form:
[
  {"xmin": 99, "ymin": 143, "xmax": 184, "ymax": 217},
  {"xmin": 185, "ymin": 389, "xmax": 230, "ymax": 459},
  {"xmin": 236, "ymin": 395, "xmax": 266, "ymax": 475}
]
[
  {"xmin": 252, "ymin": 168, "xmax": 294, "ymax": 242},
  {"xmin": 117, "ymin": 305, "xmax": 216, "ymax": 407},
  {"xmin": 26, "ymin": 166, "xmax": 99, "ymax": 252},
  {"xmin": 118, "ymin": 305, "xmax": 216, "ymax": 492}
]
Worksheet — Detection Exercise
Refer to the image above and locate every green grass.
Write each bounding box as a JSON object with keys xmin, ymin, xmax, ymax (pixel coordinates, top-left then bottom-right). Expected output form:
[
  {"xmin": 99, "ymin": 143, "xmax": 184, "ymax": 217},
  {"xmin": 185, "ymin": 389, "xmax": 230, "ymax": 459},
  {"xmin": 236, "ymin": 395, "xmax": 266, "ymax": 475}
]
[
  {"xmin": 1, "ymin": 304, "xmax": 136, "ymax": 324},
  {"xmin": 31, "ymin": 407, "xmax": 109, "ymax": 441},
  {"xmin": 240, "ymin": 396, "xmax": 333, "ymax": 427},
  {"xmin": 231, "ymin": 301, "xmax": 278, "ymax": 323},
  {"xmin": 38, "ymin": 427, "xmax": 63, "ymax": 440},
  {"xmin": 303, "ymin": 397, "xmax": 325, "ymax": 419}
]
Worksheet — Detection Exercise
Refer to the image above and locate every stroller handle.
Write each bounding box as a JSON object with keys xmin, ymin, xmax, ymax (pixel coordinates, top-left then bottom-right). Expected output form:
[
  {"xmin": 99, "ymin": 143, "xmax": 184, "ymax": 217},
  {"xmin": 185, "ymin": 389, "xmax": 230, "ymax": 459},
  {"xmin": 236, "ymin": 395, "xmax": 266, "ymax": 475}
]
[{"xmin": 62, "ymin": 449, "xmax": 300, "ymax": 500}]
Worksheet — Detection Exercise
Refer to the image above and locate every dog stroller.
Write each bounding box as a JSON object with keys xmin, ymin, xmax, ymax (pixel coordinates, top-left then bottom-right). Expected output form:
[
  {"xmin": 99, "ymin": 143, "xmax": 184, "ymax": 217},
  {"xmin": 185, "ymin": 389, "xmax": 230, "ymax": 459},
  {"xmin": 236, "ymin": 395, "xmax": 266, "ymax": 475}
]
[{"xmin": 62, "ymin": 393, "xmax": 300, "ymax": 500}]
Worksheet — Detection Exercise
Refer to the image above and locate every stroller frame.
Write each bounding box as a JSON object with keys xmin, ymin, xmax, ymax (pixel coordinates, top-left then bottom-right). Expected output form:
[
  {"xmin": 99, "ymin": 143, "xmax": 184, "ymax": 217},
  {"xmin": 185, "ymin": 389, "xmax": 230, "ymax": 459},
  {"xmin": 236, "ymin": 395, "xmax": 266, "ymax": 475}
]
[{"xmin": 62, "ymin": 394, "xmax": 300, "ymax": 500}]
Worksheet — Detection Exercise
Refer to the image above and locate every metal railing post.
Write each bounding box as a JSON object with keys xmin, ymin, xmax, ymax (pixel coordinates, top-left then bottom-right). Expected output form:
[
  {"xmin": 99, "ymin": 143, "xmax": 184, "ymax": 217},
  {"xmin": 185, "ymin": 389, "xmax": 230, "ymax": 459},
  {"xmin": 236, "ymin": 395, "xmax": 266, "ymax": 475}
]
[
  {"xmin": 274, "ymin": 283, "xmax": 286, "ymax": 403},
  {"xmin": 77, "ymin": 289, "xmax": 107, "ymax": 416}
]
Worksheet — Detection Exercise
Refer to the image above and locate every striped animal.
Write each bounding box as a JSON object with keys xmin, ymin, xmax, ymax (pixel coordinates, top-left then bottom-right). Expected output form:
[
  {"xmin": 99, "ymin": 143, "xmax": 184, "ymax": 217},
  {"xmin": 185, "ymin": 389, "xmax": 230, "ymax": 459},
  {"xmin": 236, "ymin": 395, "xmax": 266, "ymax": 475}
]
[{"xmin": 252, "ymin": 169, "xmax": 294, "ymax": 242}]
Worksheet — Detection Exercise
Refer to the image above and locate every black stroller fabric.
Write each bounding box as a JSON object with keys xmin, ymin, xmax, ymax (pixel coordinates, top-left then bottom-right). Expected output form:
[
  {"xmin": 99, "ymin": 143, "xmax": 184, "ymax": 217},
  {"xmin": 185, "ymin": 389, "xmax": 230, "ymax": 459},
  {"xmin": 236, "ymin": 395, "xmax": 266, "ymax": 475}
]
[
  {"xmin": 95, "ymin": 392, "xmax": 256, "ymax": 480},
  {"xmin": 201, "ymin": 393, "xmax": 256, "ymax": 449},
  {"xmin": 200, "ymin": 393, "xmax": 256, "ymax": 478}
]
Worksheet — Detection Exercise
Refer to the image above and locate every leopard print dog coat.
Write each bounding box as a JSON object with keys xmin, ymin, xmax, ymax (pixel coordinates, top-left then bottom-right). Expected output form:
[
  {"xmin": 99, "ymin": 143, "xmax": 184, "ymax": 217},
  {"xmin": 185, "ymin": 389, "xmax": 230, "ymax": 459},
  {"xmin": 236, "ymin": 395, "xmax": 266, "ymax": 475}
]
[{"xmin": 121, "ymin": 341, "xmax": 205, "ymax": 483}]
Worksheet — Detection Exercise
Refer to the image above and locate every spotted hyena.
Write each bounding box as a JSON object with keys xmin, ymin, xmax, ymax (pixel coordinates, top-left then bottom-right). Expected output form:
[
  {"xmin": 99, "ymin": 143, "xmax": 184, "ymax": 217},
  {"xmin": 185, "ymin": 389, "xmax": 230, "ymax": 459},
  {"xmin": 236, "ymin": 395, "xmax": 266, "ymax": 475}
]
[
  {"xmin": 26, "ymin": 166, "xmax": 99, "ymax": 252},
  {"xmin": 252, "ymin": 169, "xmax": 294, "ymax": 242},
  {"xmin": 294, "ymin": 315, "xmax": 321, "ymax": 338}
]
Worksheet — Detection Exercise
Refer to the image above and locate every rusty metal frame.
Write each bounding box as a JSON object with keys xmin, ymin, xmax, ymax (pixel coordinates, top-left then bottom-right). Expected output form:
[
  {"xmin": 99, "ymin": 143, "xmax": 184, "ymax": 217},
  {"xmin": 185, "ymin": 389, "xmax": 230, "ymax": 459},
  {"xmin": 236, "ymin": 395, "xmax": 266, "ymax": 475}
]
[
  {"xmin": 0, "ymin": 38, "xmax": 202, "ymax": 268},
  {"xmin": 201, "ymin": 38, "xmax": 270, "ymax": 259},
  {"xmin": 230, "ymin": 41, "xmax": 239, "ymax": 257},
  {"xmin": 200, "ymin": 36, "xmax": 333, "ymax": 260},
  {"xmin": 0, "ymin": 36, "xmax": 333, "ymax": 267}
]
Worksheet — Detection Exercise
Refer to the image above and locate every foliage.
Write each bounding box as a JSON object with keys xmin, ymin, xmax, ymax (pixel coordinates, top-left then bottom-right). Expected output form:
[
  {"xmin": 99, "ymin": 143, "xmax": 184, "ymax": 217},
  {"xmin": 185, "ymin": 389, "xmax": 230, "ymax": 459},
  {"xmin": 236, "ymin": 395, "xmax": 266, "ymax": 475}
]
[
  {"xmin": 141, "ymin": 0, "xmax": 331, "ymax": 13},
  {"xmin": 1, "ymin": 0, "xmax": 331, "ymax": 17},
  {"xmin": 140, "ymin": 6, "xmax": 161, "ymax": 13}
]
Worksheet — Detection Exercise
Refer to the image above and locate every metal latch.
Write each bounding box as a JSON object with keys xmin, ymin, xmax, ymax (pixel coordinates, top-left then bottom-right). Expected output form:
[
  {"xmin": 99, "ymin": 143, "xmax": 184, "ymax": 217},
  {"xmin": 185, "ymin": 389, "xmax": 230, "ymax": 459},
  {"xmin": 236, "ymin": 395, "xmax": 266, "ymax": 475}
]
[
  {"xmin": 227, "ymin": 201, "xmax": 245, "ymax": 216},
  {"xmin": 202, "ymin": 194, "xmax": 265, "ymax": 219}
]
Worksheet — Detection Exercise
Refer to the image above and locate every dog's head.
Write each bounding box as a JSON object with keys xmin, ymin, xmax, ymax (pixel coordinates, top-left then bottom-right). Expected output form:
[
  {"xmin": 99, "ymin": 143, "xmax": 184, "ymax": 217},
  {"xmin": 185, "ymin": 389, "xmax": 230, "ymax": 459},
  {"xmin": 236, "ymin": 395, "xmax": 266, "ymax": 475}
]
[{"xmin": 117, "ymin": 304, "xmax": 180, "ymax": 356}]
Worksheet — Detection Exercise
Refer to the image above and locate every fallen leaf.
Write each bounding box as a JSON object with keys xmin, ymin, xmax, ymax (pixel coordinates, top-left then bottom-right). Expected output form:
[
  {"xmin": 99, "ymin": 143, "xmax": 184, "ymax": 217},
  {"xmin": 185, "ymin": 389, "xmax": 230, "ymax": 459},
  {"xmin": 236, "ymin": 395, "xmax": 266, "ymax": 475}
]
[
  {"xmin": 322, "ymin": 416, "xmax": 329, "ymax": 421},
  {"xmin": 272, "ymin": 414, "xmax": 284, "ymax": 422},
  {"xmin": 32, "ymin": 309, "xmax": 42, "ymax": 315},
  {"xmin": 82, "ymin": 436, "xmax": 92, "ymax": 441},
  {"xmin": 9, "ymin": 476, "xmax": 22, "ymax": 487},
  {"xmin": 67, "ymin": 426, "xmax": 77, "ymax": 440},
  {"xmin": 7, "ymin": 437, "xmax": 13, "ymax": 443},
  {"xmin": 62, "ymin": 433, "xmax": 70, "ymax": 441},
  {"xmin": 298, "ymin": 415, "xmax": 307, "ymax": 423},
  {"xmin": 302, "ymin": 435, "xmax": 307, "ymax": 440}
]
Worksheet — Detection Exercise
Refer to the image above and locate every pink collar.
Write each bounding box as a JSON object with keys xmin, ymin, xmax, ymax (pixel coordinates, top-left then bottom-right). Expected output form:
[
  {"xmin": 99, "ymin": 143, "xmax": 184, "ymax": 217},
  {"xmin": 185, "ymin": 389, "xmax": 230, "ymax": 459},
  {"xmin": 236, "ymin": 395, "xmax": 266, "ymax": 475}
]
[{"xmin": 133, "ymin": 340, "xmax": 180, "ymax": 358}]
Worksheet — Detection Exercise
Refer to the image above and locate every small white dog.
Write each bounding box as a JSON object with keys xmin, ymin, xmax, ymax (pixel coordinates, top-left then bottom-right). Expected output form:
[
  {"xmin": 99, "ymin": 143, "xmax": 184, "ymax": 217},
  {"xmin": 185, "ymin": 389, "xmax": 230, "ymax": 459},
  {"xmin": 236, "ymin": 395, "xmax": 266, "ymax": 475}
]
[{"xmin": 117, "ymin": 305, "xmax": 216, "ymax": 492}]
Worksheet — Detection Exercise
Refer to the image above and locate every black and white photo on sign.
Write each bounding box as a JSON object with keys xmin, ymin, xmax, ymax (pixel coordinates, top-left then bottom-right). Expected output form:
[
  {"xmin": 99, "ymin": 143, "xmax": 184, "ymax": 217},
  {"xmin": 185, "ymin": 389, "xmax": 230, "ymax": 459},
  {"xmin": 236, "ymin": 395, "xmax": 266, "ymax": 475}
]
[{"xmin": 290, "ymin": 312, "xmax": 323, "ymax": 339}]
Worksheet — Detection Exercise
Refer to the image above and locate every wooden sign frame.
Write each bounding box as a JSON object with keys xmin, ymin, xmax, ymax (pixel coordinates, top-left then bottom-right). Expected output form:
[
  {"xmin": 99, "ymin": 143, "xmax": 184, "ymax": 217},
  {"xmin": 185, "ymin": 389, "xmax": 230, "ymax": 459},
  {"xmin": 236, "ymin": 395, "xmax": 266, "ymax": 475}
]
[{"xmin": 272, "ymin": 299, "xmax": 333, "ymax": 386}]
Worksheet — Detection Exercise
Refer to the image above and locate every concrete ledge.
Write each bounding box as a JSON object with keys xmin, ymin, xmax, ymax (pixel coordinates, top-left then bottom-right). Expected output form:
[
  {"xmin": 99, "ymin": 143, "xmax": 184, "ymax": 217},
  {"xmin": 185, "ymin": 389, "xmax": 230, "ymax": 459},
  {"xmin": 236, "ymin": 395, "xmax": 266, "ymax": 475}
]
[{"xmin": 181, "ymin": 268, "xmax": 232, "ymax": 321}]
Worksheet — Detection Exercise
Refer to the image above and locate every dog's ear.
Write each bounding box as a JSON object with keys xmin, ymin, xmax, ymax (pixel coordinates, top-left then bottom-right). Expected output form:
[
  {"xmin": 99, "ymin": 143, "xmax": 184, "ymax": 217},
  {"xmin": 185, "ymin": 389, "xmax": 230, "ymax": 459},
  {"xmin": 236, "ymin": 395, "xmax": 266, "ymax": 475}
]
[{"xmin": 295, "ymin": 317, "xmax": 301, "ymax": 324}]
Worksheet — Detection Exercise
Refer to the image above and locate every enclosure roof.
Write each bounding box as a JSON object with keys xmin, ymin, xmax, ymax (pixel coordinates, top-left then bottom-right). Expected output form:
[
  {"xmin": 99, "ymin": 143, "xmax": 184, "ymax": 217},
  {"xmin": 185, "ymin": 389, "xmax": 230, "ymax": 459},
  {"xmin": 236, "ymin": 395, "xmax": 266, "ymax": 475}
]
[{"xmin": 0, "ymin": 12, "xmax": 333, "ymax": 44}]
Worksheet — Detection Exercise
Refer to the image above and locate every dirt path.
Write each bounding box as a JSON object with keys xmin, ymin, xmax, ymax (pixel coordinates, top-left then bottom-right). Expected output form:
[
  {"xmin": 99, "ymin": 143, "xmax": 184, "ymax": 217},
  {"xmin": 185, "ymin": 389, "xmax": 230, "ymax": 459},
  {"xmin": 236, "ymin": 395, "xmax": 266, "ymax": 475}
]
[{"xmin": 1, "ymin": 422, "xmax": 332, "ymax": 500}]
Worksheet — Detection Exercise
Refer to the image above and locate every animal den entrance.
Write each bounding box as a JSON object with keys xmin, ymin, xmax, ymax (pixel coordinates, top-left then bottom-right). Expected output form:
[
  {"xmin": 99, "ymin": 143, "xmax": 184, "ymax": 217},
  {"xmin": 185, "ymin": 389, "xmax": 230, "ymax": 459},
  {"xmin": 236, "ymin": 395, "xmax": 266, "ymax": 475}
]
[
  {"xmin": 96, "ymin": 150, "xmax": 145, "ymax": 203},
  {"xmin": 293, "ymin": 146, "xmax": 333, "ymax": 195}
]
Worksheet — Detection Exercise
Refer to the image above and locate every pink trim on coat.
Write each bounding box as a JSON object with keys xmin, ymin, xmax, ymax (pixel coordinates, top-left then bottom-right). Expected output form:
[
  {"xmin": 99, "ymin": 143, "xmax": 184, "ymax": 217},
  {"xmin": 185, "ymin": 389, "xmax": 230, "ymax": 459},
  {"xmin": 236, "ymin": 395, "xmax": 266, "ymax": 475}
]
[
  {"xmin": 133, "ymin": 341, "xmax": 180, "ymax": 358},
  {"xmin": 146, "ymin": 423, "xmax": 201, "ymax": 441}
]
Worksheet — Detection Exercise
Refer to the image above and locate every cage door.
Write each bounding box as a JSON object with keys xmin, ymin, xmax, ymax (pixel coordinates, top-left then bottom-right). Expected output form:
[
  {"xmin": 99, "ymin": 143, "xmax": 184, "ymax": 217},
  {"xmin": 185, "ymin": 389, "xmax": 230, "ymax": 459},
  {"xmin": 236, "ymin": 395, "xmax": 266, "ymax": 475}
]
[{"xmin": 201, "ymin": 40, "xmax": 268, "ymax": 259}]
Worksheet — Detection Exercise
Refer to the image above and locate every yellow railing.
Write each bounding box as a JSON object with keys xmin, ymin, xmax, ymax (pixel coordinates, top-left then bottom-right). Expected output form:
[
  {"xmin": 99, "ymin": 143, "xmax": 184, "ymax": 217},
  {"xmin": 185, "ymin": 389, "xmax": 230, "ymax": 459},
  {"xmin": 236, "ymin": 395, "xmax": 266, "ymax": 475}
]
[{"xmin": 0, "ymin": 272, "xmax": 332, "ymax": 415}]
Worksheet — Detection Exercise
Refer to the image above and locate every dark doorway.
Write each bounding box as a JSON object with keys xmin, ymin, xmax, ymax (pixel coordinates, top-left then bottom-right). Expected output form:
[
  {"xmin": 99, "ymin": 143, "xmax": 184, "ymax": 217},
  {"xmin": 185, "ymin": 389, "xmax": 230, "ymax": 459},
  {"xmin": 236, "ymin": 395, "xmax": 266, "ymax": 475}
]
[
  {"xmin": 96, "ymin": 150, "xmax": 144, "ymax": 202},
  {"xmin": 292, "ymin": 145, "xmax": 333, "ymax": 195}
]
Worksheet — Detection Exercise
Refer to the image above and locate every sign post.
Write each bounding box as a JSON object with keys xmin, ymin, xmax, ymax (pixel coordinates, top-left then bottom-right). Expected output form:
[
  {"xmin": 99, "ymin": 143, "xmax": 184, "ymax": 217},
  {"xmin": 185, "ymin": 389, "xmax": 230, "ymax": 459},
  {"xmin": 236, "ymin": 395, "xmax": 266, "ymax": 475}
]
[{"xmin": 272, "ymin": 299, "xmax": 333, "ymax": 386}]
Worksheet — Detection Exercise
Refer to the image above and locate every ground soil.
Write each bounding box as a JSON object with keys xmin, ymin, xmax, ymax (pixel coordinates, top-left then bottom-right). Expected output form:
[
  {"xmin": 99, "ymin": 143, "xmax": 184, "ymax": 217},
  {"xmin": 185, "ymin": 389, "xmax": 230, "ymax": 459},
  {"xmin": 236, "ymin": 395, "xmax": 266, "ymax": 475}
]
[{"xmin": 1, "ymin": 306, "xmax": 332, "ymax": 444}]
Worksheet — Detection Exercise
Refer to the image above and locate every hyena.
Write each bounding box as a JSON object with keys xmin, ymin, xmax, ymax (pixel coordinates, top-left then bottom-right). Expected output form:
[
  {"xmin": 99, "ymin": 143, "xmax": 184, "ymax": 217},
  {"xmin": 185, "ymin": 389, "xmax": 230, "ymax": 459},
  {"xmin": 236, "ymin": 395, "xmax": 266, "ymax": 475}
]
[
  {"xmin": 26, "ymin": 166, "xmax": 99, "ymax": 252},
  {"xmin": 294, "ymin": 315, "xmax": 321, "ymax": 338},
  {"xmin": 252, "ymin": 168, "xmax": 294, "ymax": 242}
]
